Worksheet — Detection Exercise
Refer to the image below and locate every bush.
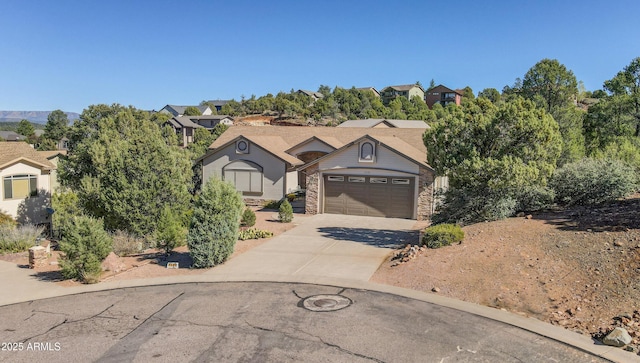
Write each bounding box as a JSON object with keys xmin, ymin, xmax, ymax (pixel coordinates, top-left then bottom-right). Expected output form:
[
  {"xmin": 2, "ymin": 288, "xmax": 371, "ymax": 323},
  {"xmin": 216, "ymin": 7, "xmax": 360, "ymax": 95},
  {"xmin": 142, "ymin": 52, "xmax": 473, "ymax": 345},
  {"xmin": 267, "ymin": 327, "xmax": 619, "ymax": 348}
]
[
  {"xmin": 238, "ymin": 228, "xmax": 273, "ymax": 240},
  {"xmin": 188, "ymin": 179, "xmax": 244, "ymax": 268},
  {"xmin": 0, "ymin": 224, "xmax": 44, "ymax": 253},
  {"xmin": 241, "ymin": 208, "xmax": 256, "ymax": 227},
  {"xmin": 515, "ymin": 185, "xmax": 555, "ymax": 212},
  {"xmin": 58, "ymin": 216, "xmax": 113, "ymax": 283},
  {"xmin": 421, "ymin": 224, "xmax": 464, "ymax": 249},
  {"xmin": 286, "ymin": 193, "xmax": 296, "ymax": 202},
  {"xmin": 432, "ymin": 187, "xmax": 517, "ymax": 226},
  {"xmin": 550, "ymin": 158, "xmax": 638, "ymax": 206},
  {"xmin": 111, "ymin": 230, "xmax": 146, "ymax": 256},
  {"xmin": 154, "ymin": 206, "xmax": 186, "ymax": 255},
  {"xmin": 0, "ymin": 211, "xmax": 16, "ymax": 227},
  {"xmin": 262, "ymin": 199, "xmax": 282, "ymax": 210},
  {"xmin": 51, "ymin": 191, "xmax": 82, "ymax": 240},
  {"xmin": 278, "ymin": 199, "xmax": 293, "ymax": 223}
]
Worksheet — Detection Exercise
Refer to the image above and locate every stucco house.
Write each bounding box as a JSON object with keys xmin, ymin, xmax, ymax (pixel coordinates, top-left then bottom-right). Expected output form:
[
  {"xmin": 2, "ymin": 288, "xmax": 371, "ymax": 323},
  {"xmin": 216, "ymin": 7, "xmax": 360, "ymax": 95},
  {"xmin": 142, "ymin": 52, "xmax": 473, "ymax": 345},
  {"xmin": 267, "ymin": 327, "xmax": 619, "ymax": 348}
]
[
  {"xmin": 166, "ymin": 115, "xmax": 234, "ymax": 147},
  {"xmin": 338, "ymin": 119, "xmax": 429, "ymax": 129},
  {"xmin": 380, "ymin": 84, "xmax": 425, "ymax": 104},
  {"xmin": 355, "ymin": 87, "xmax": 381, "ymax": 98},
  {"xmin": 0, "ymin": 143, "xmax": 55, "ymax": 225},
  {"xmin": 159, "ymin": 104, "xmax": 213, "ymax": 117},
  {"xmin": 200, "ymin": 126, "xmax": 437, "ymax": 220},
  {"xmin": 425, "ymin": 85, "xmax": 463, "ymax": 109}
]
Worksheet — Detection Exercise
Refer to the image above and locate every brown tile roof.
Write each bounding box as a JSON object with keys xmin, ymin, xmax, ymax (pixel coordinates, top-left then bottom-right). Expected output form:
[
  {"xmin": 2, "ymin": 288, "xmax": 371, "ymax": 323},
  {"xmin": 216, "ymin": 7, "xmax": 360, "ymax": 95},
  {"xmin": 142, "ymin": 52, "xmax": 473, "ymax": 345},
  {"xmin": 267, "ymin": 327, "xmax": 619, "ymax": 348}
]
[
  {"xmin": 207, "ymin": 126, "xmax": 429, "ymax": 167},
  {"xmin": 0, "ymin": 143, "xmax": 55, "ymax": 170}
]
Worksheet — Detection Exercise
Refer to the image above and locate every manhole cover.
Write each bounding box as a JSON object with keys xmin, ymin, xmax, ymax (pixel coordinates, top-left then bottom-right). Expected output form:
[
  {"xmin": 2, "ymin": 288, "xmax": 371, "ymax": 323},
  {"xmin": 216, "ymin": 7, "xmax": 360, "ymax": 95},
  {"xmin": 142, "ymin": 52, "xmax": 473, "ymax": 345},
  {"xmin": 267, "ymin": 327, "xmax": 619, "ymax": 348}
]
[{"xmin": 302, "ymin": 294, "xmax": 352, "ymax": 312}]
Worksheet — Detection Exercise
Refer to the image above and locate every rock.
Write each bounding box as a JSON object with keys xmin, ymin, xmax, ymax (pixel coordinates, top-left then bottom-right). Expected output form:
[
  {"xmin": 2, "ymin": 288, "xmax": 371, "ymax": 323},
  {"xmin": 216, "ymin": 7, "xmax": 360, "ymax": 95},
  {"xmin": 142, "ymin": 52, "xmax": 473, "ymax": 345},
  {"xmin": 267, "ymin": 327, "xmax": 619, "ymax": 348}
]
[
  {"xmin": 516, "ymin": 212, "xmax": 525, "ymax": 217},
  {"xmin": 602, "ymin": 327, "xmax": 632, "ymax": 347},
  {"xmin": 525, "ymin": 214, "xmax": 533, "ymax": 219},
  {"xmin": 101, "ymin": 252, "xmax": 126, "ymax": 273},
  {"xmin": 613, "ymin": 241, "xmax": 624, "ymax": 247},
  {"xmin": 431, "ymin": 287, "xmax": 440, "ymax": 293}
]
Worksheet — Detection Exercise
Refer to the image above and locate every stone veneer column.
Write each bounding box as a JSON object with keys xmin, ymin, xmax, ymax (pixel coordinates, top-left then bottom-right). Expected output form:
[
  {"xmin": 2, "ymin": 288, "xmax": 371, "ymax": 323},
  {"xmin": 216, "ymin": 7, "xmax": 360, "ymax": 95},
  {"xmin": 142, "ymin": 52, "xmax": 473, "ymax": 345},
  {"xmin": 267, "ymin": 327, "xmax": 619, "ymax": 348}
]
[
  {"xmin": 304, "ymin": 164, "xmax": 320, "ymax": 215},
  {"xmin": 416, "ymin": 167, "xmax": 435, "ymax": 221}
]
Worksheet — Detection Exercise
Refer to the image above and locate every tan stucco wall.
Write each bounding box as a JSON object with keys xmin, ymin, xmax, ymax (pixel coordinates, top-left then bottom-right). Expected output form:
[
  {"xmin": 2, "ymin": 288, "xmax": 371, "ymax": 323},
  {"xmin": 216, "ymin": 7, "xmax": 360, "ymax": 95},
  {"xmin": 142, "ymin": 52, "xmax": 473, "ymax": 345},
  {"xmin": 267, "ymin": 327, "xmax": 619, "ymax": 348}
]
[{"xmin": 0, "ymin": 162, "xmax": 52, "ymax": 224}]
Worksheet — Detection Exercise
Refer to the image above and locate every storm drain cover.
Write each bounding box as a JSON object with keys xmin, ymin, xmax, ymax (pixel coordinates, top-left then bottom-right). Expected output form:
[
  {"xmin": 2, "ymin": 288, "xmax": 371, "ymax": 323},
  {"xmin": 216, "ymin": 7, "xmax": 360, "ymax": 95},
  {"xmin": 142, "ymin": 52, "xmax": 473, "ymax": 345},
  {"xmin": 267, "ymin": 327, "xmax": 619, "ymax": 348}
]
[{"xmin": 302, "ymin": 294, "xmax": 352, "ymax": 312}]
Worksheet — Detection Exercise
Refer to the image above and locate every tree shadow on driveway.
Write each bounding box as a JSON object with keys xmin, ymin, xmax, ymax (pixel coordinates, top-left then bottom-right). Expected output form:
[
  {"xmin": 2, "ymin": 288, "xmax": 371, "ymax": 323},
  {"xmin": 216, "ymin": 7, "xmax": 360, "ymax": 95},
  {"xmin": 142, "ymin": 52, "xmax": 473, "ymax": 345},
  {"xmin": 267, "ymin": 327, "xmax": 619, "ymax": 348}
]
[{"xmin": 316, "ymin": 227, "xmax": 418, "ymax": 248}]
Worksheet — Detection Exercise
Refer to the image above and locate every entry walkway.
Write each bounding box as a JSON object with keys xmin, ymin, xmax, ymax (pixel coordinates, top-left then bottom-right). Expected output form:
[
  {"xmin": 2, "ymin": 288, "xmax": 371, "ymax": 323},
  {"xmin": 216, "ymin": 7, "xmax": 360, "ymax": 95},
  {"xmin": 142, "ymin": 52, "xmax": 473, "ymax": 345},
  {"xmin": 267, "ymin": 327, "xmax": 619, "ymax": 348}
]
[{"xmin": 208, "ymin": 214, "xmax": 417, "ymax": 281}]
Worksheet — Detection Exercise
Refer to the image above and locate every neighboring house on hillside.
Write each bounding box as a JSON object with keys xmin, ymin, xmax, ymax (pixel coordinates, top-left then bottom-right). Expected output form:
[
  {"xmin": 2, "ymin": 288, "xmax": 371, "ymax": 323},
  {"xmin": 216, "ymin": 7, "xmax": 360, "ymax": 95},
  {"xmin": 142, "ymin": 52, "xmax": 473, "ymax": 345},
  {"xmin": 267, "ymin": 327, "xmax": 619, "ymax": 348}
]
[
  {"xmin": 166, "ymin": 115, "xmax": 234, "ymax": 147},
  {"xmin": 355, "ymin": 87, "xmax": 381, "ymax": 98},
  {"xmin": 0, "ymin": 131, "xmax": 26, "ymax": 142},
  {"xmin": 159, "ymin": 104, "xmax": 213, "ymax": 117},
  {"xmin": 207, "ymin": 100, "xmax": 230, "ymax": 112},
  {"xmin": 38, "ymin": 150, "xmax": 67, "ymax": 192},
  {"xmin": 200, "ymin": 126, "xmax": 438, "ymax": 220},
  {"xmin": 297, "ymin": 90, "xmax": 324, "ymax": 101},
  {"xmin": 425, "ymin": 85, "xmax": 463, "ymax": 109},
  {"xmin": 0, "ymin": 143, "xmax": 55, "ymax": 225},
  {"xmin": 337, "ymin": 119, "xmax": 429, "ymax": 129},
  {"xmin": 380, "ymin": 84, "xmax": 425, "ymax": 104}
]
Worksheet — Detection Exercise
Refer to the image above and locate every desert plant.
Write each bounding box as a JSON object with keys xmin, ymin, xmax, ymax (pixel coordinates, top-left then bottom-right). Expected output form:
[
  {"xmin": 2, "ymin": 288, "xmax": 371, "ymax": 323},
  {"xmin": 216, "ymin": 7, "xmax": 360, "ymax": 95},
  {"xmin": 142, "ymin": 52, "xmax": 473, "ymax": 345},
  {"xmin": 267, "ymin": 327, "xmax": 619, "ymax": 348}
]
[
  {"xmin": 421, "ymin": 224, "xmax": 464, "ymax": 249},
  {"xmin": 241, "ymin": 207, "xmax": 256, "ymax": 227},
  {"xmin": 111, "ymin": 230, "xmax": 146, "ymax": 256},
  {"xmin": 58, "ymin": 216, "xmax": 113, "ymax": 283},
  {"xmin": 188, "ymin": 179, "xmax": 244, "ymax": 268},
  {"xmin": 550, "ymin": 158, "xmax": 638, "ymax": 206},
  {"xmin": 0, "ymin": 224, "xmax": 44, "ymax": 253},
  {"xmin": 154, "ymin": 206, "xmax": 186, "ymax": 255},
  {"xmin": 238, "ymin": 228, "xmax": 274, "ymax": 240},
  {"xmin": 278, "ymin": 199, "xmax": 293, "ymax": 223},
  {"xmin": 0, "ymin": 211, "xmax": 16, "ymax": 227},
  {"xmin": 515, "ymin": 185, "xmax": 555, "ymax": 212}
]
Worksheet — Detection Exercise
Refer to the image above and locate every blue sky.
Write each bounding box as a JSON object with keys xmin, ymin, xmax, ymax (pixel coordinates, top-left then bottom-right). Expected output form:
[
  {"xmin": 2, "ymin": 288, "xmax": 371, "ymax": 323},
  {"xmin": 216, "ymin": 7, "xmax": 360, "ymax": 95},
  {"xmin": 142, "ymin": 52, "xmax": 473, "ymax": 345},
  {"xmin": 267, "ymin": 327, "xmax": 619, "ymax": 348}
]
[{"xmin": 1, "ymin": 0, "xmax": 638, "ymax": 113}]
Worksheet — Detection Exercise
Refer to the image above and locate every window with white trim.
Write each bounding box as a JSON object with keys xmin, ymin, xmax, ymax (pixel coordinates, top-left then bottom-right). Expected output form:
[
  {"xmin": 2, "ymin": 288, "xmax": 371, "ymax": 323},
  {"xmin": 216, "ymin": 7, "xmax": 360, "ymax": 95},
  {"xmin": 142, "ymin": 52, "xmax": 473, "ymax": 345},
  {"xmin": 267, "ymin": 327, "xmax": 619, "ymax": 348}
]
[
  {"xmin": 348, "ymin": 176, "xmax": 365, "ymax": 183},
  {"xmin": 359, "ymin": 141, "xmax": 375, "ymax": 162},
  {"xmin": 392, "ymin": 178, "xmax": 410, "ymax": 185},
  {"xmin": 223, "ymin": 160, "xmax": 263, "ymax": 194},
  {"xmin": 370, "ymin": 177, "xmax": 387, "ymax": 184},
  {"xmin": 236, "ymin": 140, "xmax": 249, "ymax": 154},
  {"xmin": 327, "ymin": 176, "xmax": 344, "ymax": 182},
  {"xmin": 3, "ymin": 174, "xmax": 38, "ymax": 200}
]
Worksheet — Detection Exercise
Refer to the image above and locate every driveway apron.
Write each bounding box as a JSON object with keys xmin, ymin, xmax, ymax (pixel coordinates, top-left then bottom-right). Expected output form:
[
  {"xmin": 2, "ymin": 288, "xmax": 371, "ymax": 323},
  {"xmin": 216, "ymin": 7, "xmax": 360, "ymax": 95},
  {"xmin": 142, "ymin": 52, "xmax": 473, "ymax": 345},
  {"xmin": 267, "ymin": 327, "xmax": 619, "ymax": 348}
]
[{"xmin": 208, "ymin": 214, "xmax": 417, "ymax": 281}]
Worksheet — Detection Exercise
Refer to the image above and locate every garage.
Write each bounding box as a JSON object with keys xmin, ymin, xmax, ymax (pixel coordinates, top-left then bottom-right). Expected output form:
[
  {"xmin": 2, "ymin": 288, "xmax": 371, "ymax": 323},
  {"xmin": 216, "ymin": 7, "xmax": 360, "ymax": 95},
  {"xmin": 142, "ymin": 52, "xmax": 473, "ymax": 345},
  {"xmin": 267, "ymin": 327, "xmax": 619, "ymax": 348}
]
[{"xmin": 323, "ymin": 174, "xmax": 414, "ymax": 219}]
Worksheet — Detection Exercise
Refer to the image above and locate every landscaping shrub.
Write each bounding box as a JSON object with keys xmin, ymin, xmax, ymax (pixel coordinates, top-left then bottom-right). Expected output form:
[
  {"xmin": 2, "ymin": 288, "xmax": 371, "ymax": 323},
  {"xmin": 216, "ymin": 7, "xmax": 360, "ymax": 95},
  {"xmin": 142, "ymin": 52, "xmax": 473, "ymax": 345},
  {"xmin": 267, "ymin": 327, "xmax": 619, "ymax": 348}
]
[
  {"xmin": 550, "ymin": 158, "xmax": 638, "ymax": 206},
  {"xmin": 262, "ymin": 199, "xmax": 282, "ymax": 210},
  {"xmin": 421, "ymin": 224, "xmax": 464, "ymax": 249},
  {"xmin": 278, "ymin": 199, "xmax": 293, "ymax": 223},
  {"xmin": 58, "ymin": 216, "xmax": 113, "ymax": 283},
  {"xmin": 286, "ymin": 193, "xmax": 296, "ymax": 202},
  {"xmin": 238, "ymin": 228, "xmax": 273, "ymax": 240},
  {"xmin": 0, "ymin": 224, "xmax": 44, "ymax": 253},
  {"xmin": 515, "ymin": 185, "xmax": 555, "ymax": 212},
  {"xmin": 0, "ymin": 211, "xmax": 16, "ymax": 227},
  {"xmin": 188, "ymin": 179, "xmax": 244, "ymax": 268},
  {"xmin": 111, "ymin": 230, "xmax": 146, "ymax": 256},
  {"xmin": 51, "ymin": 191, "xmax": 82, "ymax": 240},
  {"xmin": 432, "ymin": 188, "xmax": 517, "ymax": 225},
  {"xmin": 241, "ymin": 208, "xmax": 256, "ymax": 227},
  {"xmin": 154, "ymin": 206, "xmax": 186, "ymax": 255}
]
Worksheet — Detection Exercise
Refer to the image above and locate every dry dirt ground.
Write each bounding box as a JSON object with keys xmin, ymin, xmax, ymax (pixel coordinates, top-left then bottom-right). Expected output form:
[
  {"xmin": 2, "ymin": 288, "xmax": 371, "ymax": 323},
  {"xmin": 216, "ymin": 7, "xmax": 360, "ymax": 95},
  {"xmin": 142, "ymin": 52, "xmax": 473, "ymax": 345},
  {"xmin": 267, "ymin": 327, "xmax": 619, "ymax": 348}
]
[{"xmin": 372, "ymin": 195, "xmax": 640, "ymax": 354}]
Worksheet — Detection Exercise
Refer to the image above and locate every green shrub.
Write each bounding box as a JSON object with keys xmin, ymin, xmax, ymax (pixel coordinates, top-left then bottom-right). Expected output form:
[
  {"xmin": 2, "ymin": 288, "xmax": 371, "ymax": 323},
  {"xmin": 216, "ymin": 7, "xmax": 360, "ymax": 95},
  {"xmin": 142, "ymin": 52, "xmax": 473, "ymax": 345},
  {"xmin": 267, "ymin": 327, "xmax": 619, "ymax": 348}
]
[
  {"xmin": 238, "ymin": 228, "xmax": 274, "ymax": 240},
  {"xmin": 432, "ymin": 188, "xmax": 517, "ymax": 225},
  {"xmin": 262, "ymin": 199, "xmax": 282, "ymax": 210},
  {"xmin": 154, "ymin": 206, "xmax": 186, "ymax": 255},
  {"xmin": 515, "ymin": 185, "xmax": 555, "ymax": 212},
  {"xmin": 188, "ymin": 179, "xmax": 244, "ymax": 268},
  {"xmin": 0, "ymin": 224, "xmax": 44, "ymax": 253},
  {"xmin": 278, "ymin": 199, "xmax": 293, "ymax": 223},
  {"xmin": 51, "ymin": 191, "xmax": 82, "ymax": 240},
  {"xmin": 111, "ymin": 230, "xmax": 146, "ymax": 256},
  {"xmin": 58, "ymin": 216, "xmax": 113, "ymax": 283},
  {"xmin": 550, "ymin": 158, "xmax": 638, "ymax": 206},
  {"xmin": 421, "ymin": 224, "xmax": 464, "ymax": 249},
  {"xmin": 286, "ymin": 193, "xmax": 296, "ymax": 202},
  {"xmin": 0, "ymin": 211, "xmax": 16, "ymax": 227},
  {"xmin": 241, "ymin": 208, "xmax": 256, "ymax": 227}
]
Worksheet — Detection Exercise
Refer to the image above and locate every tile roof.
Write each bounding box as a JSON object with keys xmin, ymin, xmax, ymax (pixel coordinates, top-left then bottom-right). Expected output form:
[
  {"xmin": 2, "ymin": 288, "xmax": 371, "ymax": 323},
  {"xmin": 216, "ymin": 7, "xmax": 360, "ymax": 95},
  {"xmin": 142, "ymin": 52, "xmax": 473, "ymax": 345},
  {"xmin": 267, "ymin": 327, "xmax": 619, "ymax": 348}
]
[
  {"xmin": 0, "ymin": 142, "xmax": 55, "ymax": 170},
  {"xmin": 207, "ymin": 126, "xmax": 428, "ymax": 167}
]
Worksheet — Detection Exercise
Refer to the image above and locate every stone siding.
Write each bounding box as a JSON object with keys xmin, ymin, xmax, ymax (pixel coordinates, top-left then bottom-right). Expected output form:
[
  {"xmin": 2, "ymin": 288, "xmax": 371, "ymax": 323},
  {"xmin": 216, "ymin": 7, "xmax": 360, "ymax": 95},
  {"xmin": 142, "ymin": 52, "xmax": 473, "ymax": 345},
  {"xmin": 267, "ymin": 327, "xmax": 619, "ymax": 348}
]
[
  {"xmin": 417, "ymin": 167, "xmax": 435, "ymax": 221},
  {"xmin": 304, "ymin": 164, "xmax": 320, "ymax": 215}
]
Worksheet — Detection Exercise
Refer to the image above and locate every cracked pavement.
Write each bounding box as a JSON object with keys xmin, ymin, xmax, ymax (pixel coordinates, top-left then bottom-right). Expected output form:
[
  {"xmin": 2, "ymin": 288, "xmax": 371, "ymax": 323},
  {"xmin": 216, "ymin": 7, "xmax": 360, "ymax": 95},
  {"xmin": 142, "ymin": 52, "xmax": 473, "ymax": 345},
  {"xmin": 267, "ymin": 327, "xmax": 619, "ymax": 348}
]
[{"xmin": 0, "ymin": 282, "xmax": 607, "ymax": 362}]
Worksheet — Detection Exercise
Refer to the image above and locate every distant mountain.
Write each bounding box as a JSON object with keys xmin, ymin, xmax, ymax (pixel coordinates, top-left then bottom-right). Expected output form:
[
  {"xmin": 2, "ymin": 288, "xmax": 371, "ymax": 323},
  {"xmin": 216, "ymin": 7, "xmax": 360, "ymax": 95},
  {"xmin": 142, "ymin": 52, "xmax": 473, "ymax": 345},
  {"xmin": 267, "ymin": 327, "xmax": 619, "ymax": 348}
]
[{"xmin": 0, "ymin": 111, "xmax": 80, "ymax": 124}]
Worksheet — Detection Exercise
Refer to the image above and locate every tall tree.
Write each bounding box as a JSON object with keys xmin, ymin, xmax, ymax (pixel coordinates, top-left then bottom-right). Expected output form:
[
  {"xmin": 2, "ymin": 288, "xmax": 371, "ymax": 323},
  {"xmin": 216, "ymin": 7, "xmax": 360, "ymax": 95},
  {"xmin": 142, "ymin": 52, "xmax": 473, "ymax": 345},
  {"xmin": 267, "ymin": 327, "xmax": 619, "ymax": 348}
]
[
  {"xmin": 478, "ymin": 88, "xmax": 501, "ymax": 103},
  {"xmin": 43, "ymin": 109, "xmax": 69, "ymax": 141},
  {"xmin": 16, "ymin": 119, "xmax": 35, "ymax": 138},
  {"xmin": 521, "ymin": 59, "xmax": 578, "ymax": 112},
  {"xmin": 183, "ymin": 106, "xmax": 202, "ymax": 116}
]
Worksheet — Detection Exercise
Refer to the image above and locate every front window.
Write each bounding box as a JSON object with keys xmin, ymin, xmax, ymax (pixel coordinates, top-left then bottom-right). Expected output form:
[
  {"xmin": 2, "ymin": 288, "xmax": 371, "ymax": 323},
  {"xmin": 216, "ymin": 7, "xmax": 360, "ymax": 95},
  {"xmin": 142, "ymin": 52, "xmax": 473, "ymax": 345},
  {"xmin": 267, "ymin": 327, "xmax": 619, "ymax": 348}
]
[
  {"xmin": 359, "ymin": 142, "xmax": 375, "ymax": 162},
  {"xmin": 3, "ymin": 174, "xmax": 37, "ymax": 200},
  {"xmin": 223, "ymin": 160, "xmax": 263, "ymax": 195}
]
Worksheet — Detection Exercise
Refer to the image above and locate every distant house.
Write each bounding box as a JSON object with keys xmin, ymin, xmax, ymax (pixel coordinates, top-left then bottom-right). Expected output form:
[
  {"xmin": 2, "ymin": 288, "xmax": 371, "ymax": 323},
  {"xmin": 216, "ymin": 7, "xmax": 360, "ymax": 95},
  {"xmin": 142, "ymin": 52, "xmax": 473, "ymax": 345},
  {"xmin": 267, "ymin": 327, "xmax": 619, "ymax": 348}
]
[
  {"xmin": 337, "ymin": 119, "xmax": 429, "ymax": 129},
  {"xmin": 380, "ymin": 84, "xmax": 425, "ymax": 104},
  {"xmin": 0, "ymin": 131, "xmax": 26, "ymax": 142},
  {"xmin": 355, "ymin": 87, "xmax": 381, "ymax": 98},
  {"xmin": 166, "ymin": 115, "xmax": 234, "ymax": 147},
  {"xmin": 159, "ymin": 105, "xmax": 213, "ymax": 117},
  {"xmin": 297, "ymin": 90, "xmax": 324, "ymax": 101},
  {"xmin": 425, "ymin": 85, "xmax": 463, "ymax": 109},
  {"xmin": 38, "ymin": 150, "xmax": 67, "ymax": 192},
  {"xmin": 0, "ymin": 143, "xmax": 55, "ymax": 225},
  {"xmin": 207, "ymin": 100, "xmax": 231, "ymax": 112}
]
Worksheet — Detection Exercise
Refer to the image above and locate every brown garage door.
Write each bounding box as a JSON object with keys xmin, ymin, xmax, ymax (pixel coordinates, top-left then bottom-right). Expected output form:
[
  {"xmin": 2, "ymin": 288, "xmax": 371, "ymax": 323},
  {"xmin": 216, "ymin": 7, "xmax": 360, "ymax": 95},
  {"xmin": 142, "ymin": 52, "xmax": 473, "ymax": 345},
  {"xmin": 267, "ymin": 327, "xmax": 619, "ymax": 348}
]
[{"xmin": 323, "ymin": 174, "xmax": 414, "ymax": 218}]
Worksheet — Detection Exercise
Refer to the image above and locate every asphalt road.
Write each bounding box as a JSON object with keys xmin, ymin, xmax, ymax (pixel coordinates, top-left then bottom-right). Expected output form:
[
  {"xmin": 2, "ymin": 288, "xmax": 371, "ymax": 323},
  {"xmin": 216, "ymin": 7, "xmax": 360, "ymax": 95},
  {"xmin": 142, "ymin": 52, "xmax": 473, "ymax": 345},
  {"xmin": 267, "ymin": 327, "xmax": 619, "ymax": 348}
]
[{"xmin": 0, "ymin": 282, "xmax": 607, "ymax": 363}]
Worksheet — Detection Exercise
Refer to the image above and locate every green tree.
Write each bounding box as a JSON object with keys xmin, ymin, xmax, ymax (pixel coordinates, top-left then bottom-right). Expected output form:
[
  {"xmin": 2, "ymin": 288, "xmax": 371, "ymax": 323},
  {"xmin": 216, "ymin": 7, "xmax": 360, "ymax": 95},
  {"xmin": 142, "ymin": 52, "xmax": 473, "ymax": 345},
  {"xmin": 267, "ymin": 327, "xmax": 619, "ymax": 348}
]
[
  {"xmin": 58, "ymin": 215, "xmax": 113, "ymax": 283},
  {"xmin": 183, "ymin": 106, "xmax": 202, "ymax": 116},
  {"xmin": 60, "ymin": 104, "xmax": 193, "ymax": 236},
  {"xmin": 43, "ymin": 109, "xmax": 69, "ymax": 141},
  {"xmin": 478, "ymin": 88, "xmax": 501, "ymax": 103},
  {"xmin": 521, "ymin": 59, "xmax": 578, "ymax": 112},
  {"xmin": 16, "ymin": 119, "xmax": 35, "ymax": 138},
  {"xmin": 188, "ymin": 178, "xmax": 244, "ymax": 268},
  {"xmin": 51, "ymin": 191, "xmax": 82, "ymax": 240},
  {"xmin": 154, "ymin": 206, "xmax": 186, "ymax": 255},
  {"xmin": 278, "ymin": 199, "xmax": 293, "ymax": 223}
]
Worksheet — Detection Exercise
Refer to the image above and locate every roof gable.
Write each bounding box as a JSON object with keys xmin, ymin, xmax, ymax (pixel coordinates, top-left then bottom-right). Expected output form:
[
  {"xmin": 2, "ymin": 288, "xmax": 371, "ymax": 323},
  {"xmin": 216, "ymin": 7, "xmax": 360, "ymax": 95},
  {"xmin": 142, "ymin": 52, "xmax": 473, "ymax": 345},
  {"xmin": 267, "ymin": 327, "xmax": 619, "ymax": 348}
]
[
  {"xmin": 427, "ymin": 85, "xmax": 462, "ymax": 95},
  {"xmin": 0, "ymin": 143, "xmax": 55, "ymax": 171}
]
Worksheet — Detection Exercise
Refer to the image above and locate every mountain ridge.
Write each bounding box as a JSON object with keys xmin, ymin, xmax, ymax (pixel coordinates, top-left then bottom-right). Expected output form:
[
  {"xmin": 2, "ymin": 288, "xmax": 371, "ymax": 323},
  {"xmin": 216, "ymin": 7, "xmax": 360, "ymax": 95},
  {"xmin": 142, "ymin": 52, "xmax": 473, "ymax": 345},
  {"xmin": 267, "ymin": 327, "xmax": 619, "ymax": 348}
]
[{"xmin": 0, "ymin": 111, "xmax": 80, "ymax": 124}]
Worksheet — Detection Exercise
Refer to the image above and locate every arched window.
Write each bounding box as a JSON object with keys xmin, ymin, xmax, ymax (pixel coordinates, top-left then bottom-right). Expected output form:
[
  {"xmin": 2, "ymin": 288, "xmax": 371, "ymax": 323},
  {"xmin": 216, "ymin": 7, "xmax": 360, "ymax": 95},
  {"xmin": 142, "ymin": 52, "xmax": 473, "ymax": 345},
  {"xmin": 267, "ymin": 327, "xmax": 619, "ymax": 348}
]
[
  {"xmin": 3, "ymin": 174, "xmax": 37, "ymax": 200},
  {"xmin": 359, "ymin": 142, "xmax": 375, "ymax": 162},
  {"xmin": 223, "ymin": 160, "xmax": 263, "ymax": 195}
]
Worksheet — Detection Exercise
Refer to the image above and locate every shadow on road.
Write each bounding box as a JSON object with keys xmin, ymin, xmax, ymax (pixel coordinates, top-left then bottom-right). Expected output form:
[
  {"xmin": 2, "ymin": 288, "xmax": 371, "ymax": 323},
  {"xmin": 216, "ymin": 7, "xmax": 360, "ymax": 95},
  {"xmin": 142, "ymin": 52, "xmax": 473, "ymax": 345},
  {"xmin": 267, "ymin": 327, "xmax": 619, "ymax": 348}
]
[{"xmin": 317, "ymin": 227, "xmax": 418, "ymax": 248}]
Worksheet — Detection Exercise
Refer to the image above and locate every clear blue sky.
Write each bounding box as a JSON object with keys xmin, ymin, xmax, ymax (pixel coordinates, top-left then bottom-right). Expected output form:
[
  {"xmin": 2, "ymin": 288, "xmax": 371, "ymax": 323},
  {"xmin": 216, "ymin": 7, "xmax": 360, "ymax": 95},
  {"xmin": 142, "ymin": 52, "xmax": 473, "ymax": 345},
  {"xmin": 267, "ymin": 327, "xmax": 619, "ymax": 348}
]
[{"xmin": 1, "ymin": 0, "xmax": 638, "ymax": 113}]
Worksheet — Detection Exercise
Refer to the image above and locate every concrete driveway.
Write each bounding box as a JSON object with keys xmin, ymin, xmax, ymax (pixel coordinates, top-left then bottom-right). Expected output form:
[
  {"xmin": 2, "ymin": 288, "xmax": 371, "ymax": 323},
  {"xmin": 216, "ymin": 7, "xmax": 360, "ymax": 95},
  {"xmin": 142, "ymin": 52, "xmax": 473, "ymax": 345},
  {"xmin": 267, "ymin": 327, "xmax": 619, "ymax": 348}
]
[{"xmin": 209, "ymin": 214, "xmax": 417, "ymax": 281}]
